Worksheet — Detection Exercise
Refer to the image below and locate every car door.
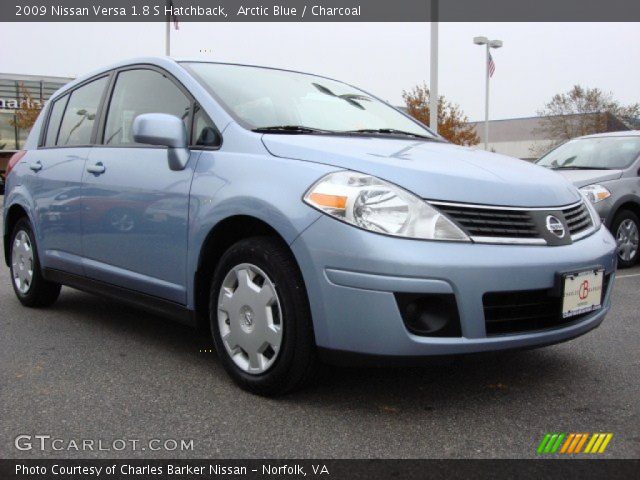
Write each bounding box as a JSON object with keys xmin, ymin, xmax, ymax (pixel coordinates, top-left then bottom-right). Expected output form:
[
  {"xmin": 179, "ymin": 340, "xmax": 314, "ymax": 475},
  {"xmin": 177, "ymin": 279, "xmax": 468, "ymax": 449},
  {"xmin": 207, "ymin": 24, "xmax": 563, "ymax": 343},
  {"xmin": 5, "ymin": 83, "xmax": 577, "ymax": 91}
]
[
  {"xmin": 80, "ymin": 67, "xmax": 198, "ymax": 304},
  {"xmin": 31, "ymin": 76, "xmax": 109, "ymax": 275}
]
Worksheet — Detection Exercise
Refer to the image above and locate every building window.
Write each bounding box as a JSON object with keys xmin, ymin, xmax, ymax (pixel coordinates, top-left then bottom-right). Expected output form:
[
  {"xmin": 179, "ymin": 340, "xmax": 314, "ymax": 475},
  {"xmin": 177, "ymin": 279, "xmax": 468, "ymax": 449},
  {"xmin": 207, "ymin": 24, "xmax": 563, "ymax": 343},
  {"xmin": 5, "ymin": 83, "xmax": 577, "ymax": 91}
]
[
  {"xmin": 0, "ymin": 112, "xmax": 17, "ymax": 151},
  {"xmin": 0, "ymin": 76, "xmax": 72, "ymax": 152}
]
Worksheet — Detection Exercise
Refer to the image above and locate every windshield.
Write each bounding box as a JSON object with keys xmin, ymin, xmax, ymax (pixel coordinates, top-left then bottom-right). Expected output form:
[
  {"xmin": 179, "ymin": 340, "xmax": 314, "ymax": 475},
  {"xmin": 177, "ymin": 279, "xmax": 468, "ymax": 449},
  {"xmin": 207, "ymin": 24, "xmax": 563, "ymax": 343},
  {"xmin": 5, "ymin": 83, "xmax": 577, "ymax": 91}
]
[
  {"xmin": 182, "ymin": 62, "xmax": 435, "ymax": 138},
  {"xmin": 537, "ymin": 136, "xmax": 640, "ymax": 170}
]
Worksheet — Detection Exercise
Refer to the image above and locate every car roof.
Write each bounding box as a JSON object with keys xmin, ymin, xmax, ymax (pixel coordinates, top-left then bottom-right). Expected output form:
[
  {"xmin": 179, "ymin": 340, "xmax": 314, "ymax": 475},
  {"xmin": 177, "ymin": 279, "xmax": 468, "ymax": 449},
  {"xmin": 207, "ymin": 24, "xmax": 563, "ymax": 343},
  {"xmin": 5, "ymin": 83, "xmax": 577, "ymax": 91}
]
[
  {"xmin": 578, "ymin": 130, "xmax": 640, "ymax": 139},
  {"xmin": 58, "ymin": 57, "xmax": 348, "ymax": 97}
]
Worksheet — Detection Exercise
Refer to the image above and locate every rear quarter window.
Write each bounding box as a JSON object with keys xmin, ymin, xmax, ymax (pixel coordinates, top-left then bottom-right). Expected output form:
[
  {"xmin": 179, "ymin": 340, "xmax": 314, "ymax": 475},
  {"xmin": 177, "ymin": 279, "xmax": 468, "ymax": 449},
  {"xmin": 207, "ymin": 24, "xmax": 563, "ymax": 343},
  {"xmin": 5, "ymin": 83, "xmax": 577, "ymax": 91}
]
[
  {"xmin": 43, "ymin": 95, "xmax": 69, "ymax": 147},
  {"xmin": 56, "ymin": 76, "xmax": 108, "ymax": 147}
]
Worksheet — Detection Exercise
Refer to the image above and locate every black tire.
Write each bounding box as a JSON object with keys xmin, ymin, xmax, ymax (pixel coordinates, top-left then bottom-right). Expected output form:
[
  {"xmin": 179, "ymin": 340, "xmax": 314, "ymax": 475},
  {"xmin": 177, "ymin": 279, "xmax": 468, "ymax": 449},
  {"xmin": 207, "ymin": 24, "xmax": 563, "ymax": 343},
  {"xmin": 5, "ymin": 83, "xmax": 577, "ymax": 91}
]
[
  {"xmin": 209, "ymin": 236, "xmax": 317, "ymax": 396},
  {"xmin": 9, "ymin": 218, "xmax": 61, "ymax": 307},
  {"xmin": 611, "ymin": 210, "xmax": 640, "ymax": 269}
]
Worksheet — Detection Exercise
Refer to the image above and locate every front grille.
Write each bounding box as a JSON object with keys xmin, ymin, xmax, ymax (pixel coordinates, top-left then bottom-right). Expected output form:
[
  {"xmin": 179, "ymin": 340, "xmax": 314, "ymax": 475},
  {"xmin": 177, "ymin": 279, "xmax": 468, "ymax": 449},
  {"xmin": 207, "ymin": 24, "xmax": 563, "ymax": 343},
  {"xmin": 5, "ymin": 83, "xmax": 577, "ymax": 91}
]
[
  {"xmin": 433, "ymin": 200, "xmax": 594, "ymax": 244},
  {"xmin": 483, "ymin": 274, "xmax": 610, "ymax": 336},
  {"xmin": 435, "ymin": 204, "xmax": 538, "ymax": 238},
  {"xmin": 563, "ymin": 202, "xmax": 592, "ymax": 235}
]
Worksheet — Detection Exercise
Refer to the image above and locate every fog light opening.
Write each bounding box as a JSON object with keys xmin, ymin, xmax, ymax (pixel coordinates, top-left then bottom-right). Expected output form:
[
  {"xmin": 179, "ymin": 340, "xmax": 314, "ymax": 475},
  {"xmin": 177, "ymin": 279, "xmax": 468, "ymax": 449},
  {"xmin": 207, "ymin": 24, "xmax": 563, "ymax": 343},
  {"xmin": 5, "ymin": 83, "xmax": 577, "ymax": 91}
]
[{"xmin": 395, "ymin": 293, "xmax": 462, "ymax": 337}]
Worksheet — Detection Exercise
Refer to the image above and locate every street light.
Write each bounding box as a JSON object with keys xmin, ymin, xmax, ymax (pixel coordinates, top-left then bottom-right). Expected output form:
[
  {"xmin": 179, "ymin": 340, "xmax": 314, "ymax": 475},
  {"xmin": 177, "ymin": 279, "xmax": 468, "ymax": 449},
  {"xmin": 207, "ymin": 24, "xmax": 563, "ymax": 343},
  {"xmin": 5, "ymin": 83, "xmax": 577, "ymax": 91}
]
[{"xmin": 474, "ymin": 36, "xmax": 503, "ymax": 150}]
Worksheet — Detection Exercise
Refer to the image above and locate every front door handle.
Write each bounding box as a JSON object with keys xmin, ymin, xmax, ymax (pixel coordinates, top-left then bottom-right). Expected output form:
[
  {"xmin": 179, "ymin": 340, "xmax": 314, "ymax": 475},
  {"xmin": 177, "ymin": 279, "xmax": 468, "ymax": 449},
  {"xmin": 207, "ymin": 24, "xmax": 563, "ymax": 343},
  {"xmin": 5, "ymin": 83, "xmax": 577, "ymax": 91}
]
[
  {"xmin": 29, "ymin": 161, "xmax": 42, "ymax": 172},
  {"xmin": 86, "ymin": 162, "xmax": 106, "ymax": 175}
]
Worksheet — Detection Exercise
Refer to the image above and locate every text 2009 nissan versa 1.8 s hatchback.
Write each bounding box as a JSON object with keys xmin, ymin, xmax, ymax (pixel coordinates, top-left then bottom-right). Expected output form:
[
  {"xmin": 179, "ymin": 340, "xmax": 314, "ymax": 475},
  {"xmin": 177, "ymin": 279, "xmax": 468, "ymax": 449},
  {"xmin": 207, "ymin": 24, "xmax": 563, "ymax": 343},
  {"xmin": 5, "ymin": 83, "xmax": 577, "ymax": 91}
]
[{"xmin": 3, "ymin": 58, "xmax": 617, "ymax": 395}]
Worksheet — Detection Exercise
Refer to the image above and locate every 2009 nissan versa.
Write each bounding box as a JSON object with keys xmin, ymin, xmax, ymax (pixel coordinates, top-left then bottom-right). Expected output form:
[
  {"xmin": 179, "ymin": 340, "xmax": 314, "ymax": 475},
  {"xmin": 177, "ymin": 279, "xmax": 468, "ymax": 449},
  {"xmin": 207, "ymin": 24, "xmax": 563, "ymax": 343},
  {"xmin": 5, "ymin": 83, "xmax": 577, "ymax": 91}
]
[{"xmin": 3, "ymin": 58, "xmax": 617, "ymax": 395}]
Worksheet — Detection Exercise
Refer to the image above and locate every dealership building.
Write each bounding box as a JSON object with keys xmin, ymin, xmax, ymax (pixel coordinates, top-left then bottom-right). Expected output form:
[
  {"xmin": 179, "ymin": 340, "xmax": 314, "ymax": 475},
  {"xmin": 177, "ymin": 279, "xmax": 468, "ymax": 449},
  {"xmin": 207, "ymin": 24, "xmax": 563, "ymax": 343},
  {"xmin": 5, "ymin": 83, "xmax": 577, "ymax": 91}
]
[{"xmin": 0, "ymin": 73, "xmax": 73, "ymax": 155}]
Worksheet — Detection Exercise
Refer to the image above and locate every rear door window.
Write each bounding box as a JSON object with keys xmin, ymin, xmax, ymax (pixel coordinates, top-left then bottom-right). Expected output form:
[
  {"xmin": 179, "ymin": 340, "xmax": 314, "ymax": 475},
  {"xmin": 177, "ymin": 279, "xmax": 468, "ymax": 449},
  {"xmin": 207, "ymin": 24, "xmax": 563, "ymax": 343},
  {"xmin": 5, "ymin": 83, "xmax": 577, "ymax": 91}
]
[{"xmin": 56, "ymin": 76, "xmax": 108, "ymax": 147}]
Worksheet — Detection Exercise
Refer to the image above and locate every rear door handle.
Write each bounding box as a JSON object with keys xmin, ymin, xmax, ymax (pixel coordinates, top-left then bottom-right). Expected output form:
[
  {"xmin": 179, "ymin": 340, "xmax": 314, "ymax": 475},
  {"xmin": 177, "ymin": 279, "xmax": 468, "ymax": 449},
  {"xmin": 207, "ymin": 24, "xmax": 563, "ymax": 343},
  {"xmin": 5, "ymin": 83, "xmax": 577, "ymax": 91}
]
[
  {"xmin": 86, "ymin": 162, "xmax": 106, "ymax": 175},
  {"xmin": 29, "ymin": 161, "xmax": 42, "ymax": 172}
]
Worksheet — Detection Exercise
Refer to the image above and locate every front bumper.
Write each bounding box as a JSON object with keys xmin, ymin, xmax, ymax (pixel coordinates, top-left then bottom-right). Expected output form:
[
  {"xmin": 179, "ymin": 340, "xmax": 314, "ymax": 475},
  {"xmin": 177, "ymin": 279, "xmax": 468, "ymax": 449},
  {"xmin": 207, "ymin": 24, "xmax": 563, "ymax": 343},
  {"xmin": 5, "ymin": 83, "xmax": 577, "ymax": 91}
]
[{"xmin": 291, "ymin": 217, "xmax": 617, "ymax": 359}]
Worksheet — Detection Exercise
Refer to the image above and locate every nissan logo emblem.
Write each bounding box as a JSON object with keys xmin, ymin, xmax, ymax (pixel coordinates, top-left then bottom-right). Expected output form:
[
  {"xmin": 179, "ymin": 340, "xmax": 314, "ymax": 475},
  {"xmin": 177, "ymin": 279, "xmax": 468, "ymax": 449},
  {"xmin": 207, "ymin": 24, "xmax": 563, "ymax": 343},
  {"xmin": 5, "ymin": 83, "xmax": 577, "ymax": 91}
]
[{"xmin": 545, "ymin": 215, "xmax": 566, "ymax": 238}]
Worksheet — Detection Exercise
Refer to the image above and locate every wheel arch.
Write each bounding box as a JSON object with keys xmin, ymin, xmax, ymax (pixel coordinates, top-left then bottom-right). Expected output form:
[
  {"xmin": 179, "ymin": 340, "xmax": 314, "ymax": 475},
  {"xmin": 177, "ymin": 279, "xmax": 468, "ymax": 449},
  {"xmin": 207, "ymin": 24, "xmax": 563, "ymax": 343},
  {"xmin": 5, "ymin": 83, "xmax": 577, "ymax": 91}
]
[
  {"xmin": 4, "ymin": 203, "xmax": 31, "ymax": 267},
  {"xmin": 611, "ymin": 199, "xmax": 640, "ymax": 226},
  {"xmin": 193, "ymin": 214, "xmax": 302, "ymax": 330}
]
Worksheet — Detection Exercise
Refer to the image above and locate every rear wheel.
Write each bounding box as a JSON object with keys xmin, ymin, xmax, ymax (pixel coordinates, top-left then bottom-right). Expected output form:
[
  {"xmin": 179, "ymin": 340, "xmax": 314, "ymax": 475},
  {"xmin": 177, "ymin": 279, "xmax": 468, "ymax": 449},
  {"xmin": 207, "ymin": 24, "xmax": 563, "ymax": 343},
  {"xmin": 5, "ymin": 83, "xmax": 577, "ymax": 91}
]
[
  {"xmin": 612, "ymin": 210, "xmax": 639, "ymax": 269},
  {"xmin": 209, "ymin": 236, "xmax": 317, "ymax": 396},
  {"xmin": 9, "ymin": 218, "xmax": 61, "ymax": 307}
]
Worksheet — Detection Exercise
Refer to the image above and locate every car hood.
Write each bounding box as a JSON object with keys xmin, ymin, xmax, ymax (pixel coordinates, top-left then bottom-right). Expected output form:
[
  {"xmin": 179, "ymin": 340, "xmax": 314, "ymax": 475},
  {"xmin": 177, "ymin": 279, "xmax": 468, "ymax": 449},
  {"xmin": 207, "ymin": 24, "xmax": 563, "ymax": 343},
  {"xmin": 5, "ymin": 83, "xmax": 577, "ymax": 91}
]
[
  {"xmin": 262, "ymin": 135, "xmax": 581, "ymax": 207},
  {"xmin": 551, "ymin": 169, "xmax": 624, "ymax": 188}
]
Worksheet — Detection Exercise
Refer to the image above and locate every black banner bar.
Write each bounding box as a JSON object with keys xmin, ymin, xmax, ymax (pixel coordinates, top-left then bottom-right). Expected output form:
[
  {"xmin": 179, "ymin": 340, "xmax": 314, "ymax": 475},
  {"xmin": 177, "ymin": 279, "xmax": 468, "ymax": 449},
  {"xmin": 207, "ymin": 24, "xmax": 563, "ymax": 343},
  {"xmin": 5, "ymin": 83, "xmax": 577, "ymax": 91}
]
[
  {"xmin": 3, "ymin": 0, "xmax": 640, "ymax": 22},
  {"xmin": 1, "ymin": 459, "xmax": 639, "ymax": 480}
]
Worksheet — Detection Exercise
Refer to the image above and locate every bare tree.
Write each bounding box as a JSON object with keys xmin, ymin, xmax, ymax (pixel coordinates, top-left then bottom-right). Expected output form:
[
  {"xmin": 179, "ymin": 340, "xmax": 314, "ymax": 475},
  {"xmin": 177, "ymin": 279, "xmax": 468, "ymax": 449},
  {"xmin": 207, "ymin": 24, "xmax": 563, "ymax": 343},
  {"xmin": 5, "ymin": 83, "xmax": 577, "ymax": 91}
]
[{"xmin": 532, "ymin": 85, "xmax": 640, "ymax": 156}]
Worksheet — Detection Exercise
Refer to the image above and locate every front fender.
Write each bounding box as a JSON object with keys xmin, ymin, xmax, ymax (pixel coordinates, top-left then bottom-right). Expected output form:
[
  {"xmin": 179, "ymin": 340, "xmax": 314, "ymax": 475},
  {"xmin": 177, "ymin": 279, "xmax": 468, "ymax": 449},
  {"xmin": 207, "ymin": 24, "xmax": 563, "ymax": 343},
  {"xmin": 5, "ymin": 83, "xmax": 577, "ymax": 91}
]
[
  {"xmin": 185, "ymin": 148, "xmax": 336, "ymax": 309},
  {"xmin": 601, "ymin": 194, "xmax": 640, "ymax": 227}
]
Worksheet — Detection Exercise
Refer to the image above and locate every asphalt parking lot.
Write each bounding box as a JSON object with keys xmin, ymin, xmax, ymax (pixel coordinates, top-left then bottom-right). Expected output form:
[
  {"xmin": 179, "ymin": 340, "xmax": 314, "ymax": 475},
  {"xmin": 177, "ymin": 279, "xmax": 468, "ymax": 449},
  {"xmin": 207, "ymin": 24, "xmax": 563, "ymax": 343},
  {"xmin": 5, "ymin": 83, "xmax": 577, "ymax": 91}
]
[{"xmin": 1, "ymin": 201, "xmax": 639, "ymax": 459}]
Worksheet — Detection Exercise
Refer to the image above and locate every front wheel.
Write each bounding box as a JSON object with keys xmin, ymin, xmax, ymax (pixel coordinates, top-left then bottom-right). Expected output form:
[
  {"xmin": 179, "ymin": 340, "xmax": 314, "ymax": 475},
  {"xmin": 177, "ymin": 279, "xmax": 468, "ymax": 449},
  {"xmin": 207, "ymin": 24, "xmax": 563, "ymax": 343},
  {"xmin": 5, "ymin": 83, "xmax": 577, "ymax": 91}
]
[
  {"xmin": 9, "ymin": 218, "xmax": 61, "ymax": 307},
  {"xmin": 209, "ymin": 236, "xmax": 317, "ymax": 396},
  {"xmin": 612, "ymin": 210, "xmax": 640, "ymax": 269}
]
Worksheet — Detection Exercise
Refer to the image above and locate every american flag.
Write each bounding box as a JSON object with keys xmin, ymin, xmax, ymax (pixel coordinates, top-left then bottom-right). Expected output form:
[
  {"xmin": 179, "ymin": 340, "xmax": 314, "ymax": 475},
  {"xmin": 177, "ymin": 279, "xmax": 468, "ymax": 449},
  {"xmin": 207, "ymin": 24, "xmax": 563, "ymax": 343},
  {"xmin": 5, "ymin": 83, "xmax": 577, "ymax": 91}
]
[
  {"xmin": 488, "ymin": 52, "xmax": 496, "ymax": 77},
  {"xmin": 169, "ymin": 0, "xmax": 179, "ymax": 30}
]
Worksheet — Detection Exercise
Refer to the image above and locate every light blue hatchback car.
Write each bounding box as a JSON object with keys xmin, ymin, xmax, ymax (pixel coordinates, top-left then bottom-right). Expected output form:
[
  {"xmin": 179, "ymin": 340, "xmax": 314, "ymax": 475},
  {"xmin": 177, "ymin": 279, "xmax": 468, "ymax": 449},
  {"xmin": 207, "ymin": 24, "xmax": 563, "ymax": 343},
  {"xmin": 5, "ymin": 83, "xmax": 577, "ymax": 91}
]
[{"xmin": 3, "ymin": 58, "xmax": 617, "ymax": 395}]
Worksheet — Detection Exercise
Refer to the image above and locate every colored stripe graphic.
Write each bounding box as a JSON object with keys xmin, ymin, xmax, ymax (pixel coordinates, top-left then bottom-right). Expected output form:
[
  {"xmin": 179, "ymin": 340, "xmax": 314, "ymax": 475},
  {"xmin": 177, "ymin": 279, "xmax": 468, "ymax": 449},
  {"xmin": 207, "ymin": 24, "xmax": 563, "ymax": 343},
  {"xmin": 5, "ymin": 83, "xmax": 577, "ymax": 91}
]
[
  {"xmin": 584, "ymin": 434, "xmax": 599, "ymax": 453},
  {"xmin": 567, "ymin": 433, "xmax": 583, "ymax": 454},
  {"xmin": 537, "ymin": 434, "xmax": 552, "ymax": 454},
  {"xmin": 538, "ymin": 433, "xmax": 613, "ymax": 454},
  {"xmin": 544, "ymin": 434, "xmax": 558, "ymax": 453},
  {"xmin": 584, "ymin": 433, "xmax": 614, "ymax": 453},
  {"xmin": 560, "ymin": 433, "xmax": 575, "ymax": 453},
  {"xmin": 574, "ymin": 433, "xmax": 589, "ymax": 453},
  {"xmin": 551, "ymin": 433, "xmax": 565, "ymax": 453},
  {"xmin": 598, "ymin": 434, "xmax": 613, "ymax": 453}
]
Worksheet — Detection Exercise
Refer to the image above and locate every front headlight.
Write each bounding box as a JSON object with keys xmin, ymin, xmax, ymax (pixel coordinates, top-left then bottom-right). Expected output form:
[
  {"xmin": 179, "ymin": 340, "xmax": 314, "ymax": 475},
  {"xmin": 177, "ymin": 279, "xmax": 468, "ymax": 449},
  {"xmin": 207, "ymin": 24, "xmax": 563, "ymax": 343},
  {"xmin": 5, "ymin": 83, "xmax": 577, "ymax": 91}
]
[
  {"xmin": 580, "ymin": 184, "xmax": 611, "ymax": 204},
  {"xmin": 303, "ymin": 171, "xmax": 470, "ymax": 241},
  {"xmin": 582, "ymin": 195, "xmax": 602, "ymax": 229}
]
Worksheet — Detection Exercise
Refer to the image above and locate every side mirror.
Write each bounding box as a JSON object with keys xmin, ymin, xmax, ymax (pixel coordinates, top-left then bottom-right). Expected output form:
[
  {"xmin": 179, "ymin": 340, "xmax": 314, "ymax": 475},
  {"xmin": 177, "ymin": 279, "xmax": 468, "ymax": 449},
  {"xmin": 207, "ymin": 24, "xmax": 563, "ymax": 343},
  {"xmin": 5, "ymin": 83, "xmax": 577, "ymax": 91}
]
[{"xmin": 132, "ymin": 113, "xmax": 189, "ymax": 171}]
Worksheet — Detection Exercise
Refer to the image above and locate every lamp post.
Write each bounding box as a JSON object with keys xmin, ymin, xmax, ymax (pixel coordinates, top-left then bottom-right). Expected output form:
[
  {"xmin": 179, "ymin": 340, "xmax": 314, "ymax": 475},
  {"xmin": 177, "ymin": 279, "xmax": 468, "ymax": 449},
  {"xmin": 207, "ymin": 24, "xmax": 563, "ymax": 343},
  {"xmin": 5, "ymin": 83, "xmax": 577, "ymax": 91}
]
[{"xmin": 473, "ymin": 36, "xmax": 503, "ymax": 150}]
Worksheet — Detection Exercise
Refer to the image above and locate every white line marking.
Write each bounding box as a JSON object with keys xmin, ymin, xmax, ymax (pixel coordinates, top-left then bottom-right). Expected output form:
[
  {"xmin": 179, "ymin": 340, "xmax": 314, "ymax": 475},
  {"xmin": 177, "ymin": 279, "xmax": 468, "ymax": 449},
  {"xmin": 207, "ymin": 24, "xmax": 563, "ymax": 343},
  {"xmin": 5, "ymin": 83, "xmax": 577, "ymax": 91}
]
[{"xmin": 616, "ymin": 273, "xmax": 640, "ymax": 279}]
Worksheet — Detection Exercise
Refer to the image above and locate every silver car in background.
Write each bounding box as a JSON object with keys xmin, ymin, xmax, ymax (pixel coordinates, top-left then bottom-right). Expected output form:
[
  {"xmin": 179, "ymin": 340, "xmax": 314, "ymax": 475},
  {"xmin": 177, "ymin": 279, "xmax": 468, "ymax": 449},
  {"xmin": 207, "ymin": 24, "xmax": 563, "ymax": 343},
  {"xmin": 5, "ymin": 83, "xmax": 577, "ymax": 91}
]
[{"xmin": 537, "ymin": 131, "xmax": 640, "ymax": 268}]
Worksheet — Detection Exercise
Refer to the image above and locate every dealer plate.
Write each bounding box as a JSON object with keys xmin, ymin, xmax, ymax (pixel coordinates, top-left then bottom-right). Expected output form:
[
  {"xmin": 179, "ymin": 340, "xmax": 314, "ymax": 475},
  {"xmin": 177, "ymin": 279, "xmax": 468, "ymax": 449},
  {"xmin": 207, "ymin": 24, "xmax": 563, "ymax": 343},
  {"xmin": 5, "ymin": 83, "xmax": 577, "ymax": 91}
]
[{"xmin": 561, "ymin": 268, "xmax": 604, "ymax": 319}]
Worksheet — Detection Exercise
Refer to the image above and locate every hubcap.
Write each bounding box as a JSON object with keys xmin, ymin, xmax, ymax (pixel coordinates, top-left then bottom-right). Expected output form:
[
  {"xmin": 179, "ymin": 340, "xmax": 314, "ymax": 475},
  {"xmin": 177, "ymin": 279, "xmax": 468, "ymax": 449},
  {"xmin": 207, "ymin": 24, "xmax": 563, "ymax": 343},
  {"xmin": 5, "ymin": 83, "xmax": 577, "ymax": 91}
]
[
  {"xmin": 11, "ymin": 230, "xmax": 34, "ymax": 294},
  {"xmin": 217, "ymin": 263, "xmax": 283, "ymax": 375},
  {"xmin": 616, "ymin": 219, "xmax": 639, "ymax": 262}
]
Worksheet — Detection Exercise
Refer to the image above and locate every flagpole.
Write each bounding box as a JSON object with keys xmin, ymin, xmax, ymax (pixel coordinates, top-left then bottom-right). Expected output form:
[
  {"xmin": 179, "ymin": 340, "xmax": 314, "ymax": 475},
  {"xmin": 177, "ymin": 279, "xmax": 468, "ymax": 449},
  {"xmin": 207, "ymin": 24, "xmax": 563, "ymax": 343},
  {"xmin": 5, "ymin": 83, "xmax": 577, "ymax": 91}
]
[
  {"xmin": 474, "ymin": 36, "xmax": 502, "ymax": 150},
  {"xmin": 484, "ymin": 44, "xmax": 489, "ymax": 150},
  {"xmin": 429, "ymin": 0, "xmax": 438, "ymax": 134}
]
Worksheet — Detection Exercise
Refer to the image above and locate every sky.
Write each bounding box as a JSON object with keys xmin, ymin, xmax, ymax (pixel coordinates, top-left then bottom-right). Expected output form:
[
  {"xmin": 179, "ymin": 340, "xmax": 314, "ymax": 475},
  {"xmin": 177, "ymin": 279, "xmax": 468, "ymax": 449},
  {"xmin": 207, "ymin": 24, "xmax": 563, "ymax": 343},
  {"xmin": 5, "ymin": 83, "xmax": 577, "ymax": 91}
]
[{"xmin": 1, "ymin": 22, "xmax": 638, "ymax": 121}]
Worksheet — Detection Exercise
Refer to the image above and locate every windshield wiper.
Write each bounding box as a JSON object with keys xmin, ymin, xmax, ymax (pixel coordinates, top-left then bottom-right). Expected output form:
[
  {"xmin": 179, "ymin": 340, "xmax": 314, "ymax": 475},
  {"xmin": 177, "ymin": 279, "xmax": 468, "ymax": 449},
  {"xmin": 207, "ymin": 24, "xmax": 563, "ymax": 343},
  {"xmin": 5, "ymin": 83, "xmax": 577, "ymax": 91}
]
[
  {"xmin": 550, "ymin": 166, "xmax": 611, "ymax": 170},
  {"xmin": 342, "ymin": 128, "xmax": 436, "ymax": 140},
  {"xmin": 252, "ymin": 125, "xmax": 331, "ymax": 134}
]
